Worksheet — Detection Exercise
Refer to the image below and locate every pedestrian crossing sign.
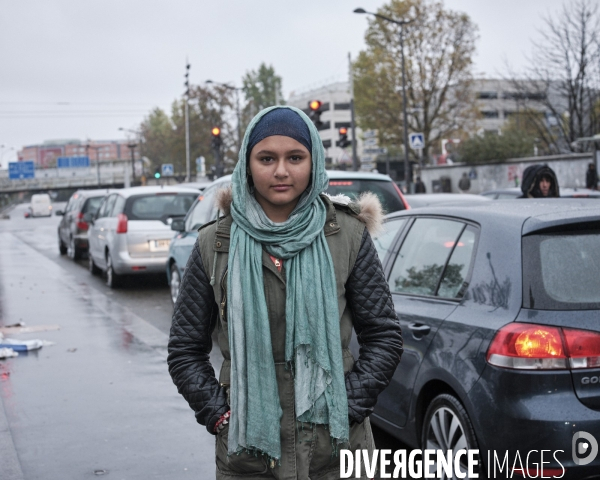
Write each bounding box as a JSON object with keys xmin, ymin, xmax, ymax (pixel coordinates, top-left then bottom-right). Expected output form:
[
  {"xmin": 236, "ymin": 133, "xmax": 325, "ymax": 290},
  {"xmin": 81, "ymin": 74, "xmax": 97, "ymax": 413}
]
[
  {"xmin": 409, "ymin": 133, "xmax": 425, "ymax": 149},
  {"xmin": 161, "ymin": 164, "xmax": 174, "ymax": 177}
]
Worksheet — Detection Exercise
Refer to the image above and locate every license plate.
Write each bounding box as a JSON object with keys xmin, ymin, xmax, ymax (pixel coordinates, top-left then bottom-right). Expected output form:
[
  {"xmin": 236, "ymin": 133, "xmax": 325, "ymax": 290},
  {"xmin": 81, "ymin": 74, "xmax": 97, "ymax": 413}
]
[{"xmin": 149, "ymin": 239, "xmax": 170, "ymax": 252}]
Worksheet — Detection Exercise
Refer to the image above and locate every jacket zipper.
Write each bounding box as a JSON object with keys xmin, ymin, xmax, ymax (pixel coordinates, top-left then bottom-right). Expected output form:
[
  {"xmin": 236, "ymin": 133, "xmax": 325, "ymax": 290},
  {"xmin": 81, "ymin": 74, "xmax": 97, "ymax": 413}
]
[{"xmin": 220, "ymin": 267, "xmax": 228, "ymax": 319}]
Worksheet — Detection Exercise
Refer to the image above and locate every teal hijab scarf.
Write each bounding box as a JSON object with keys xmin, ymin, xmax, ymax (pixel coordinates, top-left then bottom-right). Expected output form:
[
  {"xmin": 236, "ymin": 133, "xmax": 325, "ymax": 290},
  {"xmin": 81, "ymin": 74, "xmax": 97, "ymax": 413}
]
[{"xmin": 227, "ymin": 106, "xmax": 349, "ymax": 461}]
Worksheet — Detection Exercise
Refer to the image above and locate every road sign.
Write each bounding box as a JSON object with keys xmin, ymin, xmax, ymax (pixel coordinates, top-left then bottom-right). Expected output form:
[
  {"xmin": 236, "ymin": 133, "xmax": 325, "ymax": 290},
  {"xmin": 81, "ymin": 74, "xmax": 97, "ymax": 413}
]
[
  {"xmin": 363, "ymin": 138, "xmax": 378, "ymax": 147},
  {"xmin": 57, "ymin": 156, "xmax": 90, "ymax": 168},
  {"xmin": 8, "ymin": 161, "xmax": 35, "ymax": 180},
  {"xmin": 363, "ymin": 129, "xmax": 378, "ymax": 139},
  {"xmin": 161, "ymin": 164, "xmax": 174, "ymax": 177},
  {"xmin": 409, "ymin": 133, "xmax": 425, "ymax": 149},
  {"xmin": 362, "ymin": 147, "xmax": 387, "ymax": 155}
]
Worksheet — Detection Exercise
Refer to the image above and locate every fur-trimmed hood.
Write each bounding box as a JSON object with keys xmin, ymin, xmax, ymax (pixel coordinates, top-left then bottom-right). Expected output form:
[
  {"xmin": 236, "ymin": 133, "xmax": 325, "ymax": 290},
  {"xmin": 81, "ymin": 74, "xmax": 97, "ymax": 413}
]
[{"xmin": 214, "ymin": 187, "xmax": 384, "ymax": 237}]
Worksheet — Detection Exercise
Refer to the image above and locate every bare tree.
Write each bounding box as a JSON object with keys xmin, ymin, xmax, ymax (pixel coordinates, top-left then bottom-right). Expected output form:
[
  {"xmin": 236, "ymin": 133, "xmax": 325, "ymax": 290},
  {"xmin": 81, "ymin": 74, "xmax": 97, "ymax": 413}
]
[
  {"xmin": 508, "ymin": 0, "xmax": 600, "ymax": 153},
  {"xmin": 353, "ymin": 0, "xmax": 479, "ymax": 160}
]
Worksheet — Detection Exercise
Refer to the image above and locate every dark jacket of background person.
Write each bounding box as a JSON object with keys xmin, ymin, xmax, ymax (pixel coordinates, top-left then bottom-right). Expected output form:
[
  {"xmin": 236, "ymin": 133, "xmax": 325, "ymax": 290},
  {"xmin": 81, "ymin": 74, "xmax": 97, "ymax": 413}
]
[
  {"xmin": 414, "ymin": 177, "xmax": 426, "ymax": 193},
  {"xmin": 586, "ymin": 163, "xmax": 598, "ymax": 190},
  {"xmin": 458, "ymin": 173, "xmax": 471, "ymax": 192},
  {"xmin": 518, "ymin": 164, "xmax": 560, "ymax": 198},
  {"xmin": 167, "ymin": 191, "xmax": 403, "ymax": 479}
]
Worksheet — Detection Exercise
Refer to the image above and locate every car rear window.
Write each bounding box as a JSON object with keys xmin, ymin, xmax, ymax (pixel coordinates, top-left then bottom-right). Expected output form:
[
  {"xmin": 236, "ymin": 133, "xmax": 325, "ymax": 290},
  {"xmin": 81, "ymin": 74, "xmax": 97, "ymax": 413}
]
[
  {"xmin": 523, "ymin": 229, "xmax": 600, "ymax": 310},
  {"xmin": 326, "ymin": 179, "xmax": 405, "ymax": 213},
  {"xmin": 125, "ymin": 194, "xmax": 197, "ymax": 222},
  {"xmin": 82, "ymin": 197, "xmax": 104, "ymax": 215}
]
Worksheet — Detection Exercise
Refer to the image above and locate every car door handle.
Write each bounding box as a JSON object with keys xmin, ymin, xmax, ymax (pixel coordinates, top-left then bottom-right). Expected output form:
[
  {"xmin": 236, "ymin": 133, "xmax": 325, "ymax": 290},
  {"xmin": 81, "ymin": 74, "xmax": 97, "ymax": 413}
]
[{"xmin": 408, "ymin": 323, "xmax": 431, "ymax": 336}]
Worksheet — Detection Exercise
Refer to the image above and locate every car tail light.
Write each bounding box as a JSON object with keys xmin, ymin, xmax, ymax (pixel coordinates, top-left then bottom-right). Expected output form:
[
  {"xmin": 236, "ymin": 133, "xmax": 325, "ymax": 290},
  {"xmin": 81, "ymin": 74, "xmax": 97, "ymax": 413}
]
[
  {"xmin": 443, "ymin": 241, "xmax": 465, "ymax": 248},
  {"xmin": 76, "ymin": 212, "xmax": 88, "ymax": 231},
  {"xmin": 487, "ymin": 323, "xmax": 600, "ymax": 370},
  {"xmin": 487, "ymin": 323, "xmax": 567, "ymax": 369},
  {"xmin": 116, "ymin": 214, "xmax": 128, "ymax": 234},
  {"xmin": 329, "ymin": 181, "xmax": 353, "ymax": 186},
  {"xmin": 563, "ymin": 328, "xmax": 600, "ymax": 369}
]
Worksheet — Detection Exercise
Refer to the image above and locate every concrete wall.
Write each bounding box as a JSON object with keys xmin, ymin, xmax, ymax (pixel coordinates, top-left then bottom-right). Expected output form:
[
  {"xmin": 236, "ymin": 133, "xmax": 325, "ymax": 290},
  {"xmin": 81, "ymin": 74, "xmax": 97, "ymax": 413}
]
[{"xmin": 419, "ymin": 152, "xmax": 599, "ymax": 194}]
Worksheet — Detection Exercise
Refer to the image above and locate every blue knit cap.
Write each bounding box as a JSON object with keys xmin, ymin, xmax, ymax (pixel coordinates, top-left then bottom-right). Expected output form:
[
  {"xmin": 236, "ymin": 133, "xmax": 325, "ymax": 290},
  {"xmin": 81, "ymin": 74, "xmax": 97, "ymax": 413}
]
[{"xmin": 246, "ymin": 108, "xmax": 312, "ymax": 159}]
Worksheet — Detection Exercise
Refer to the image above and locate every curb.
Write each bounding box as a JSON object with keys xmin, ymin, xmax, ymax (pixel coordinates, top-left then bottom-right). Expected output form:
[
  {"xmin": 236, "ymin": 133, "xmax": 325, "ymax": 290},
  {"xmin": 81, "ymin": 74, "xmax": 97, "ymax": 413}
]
[{"xmin": 0, "ymin": 381, "xmax": 25, "ymax": 480}]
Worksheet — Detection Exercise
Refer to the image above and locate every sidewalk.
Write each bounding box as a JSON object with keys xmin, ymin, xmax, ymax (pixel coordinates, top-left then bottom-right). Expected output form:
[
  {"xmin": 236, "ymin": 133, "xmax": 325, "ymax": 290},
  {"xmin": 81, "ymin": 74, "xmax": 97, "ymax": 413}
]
[{"xmin": 0, "ymin": 232, "xmax": 218, "ymax": 480}]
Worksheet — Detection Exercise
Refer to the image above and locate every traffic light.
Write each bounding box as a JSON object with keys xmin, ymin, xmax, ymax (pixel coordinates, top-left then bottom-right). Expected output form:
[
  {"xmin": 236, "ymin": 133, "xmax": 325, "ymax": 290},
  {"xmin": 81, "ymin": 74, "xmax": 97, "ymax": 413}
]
[
  {"xmin": 211, "ymin": 127, "xmax": 222, "ymax": 150},
  {"xmin": 308, "ymin": 100, "xmax": 323, "ymax": 129},
  {"xmin": 154, "ymin": 166, "xmax": 161, "ymax": 179},
  {"xmin": 336, "ymin": 127, "xmax": 351, "ymax": 148}
]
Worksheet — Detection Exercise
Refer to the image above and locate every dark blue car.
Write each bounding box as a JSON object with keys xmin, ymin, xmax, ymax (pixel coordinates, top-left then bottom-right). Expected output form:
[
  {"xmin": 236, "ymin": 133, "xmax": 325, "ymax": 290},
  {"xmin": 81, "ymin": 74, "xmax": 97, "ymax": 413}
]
[{"xmin": 361, "ymin": 199, "xmax": 600, "ymax": 478}]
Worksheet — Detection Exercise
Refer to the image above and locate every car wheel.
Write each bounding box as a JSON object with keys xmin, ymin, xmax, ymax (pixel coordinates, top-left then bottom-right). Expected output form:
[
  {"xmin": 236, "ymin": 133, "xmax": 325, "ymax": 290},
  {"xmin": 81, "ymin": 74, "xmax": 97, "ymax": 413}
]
[
  {"xmin": 67, "ymin": 236, "xmax": 82, "ymax": 260},
  {"xmin": 421, "ymin": 394, "xmax": 481, "ymax": 479},
  {"xmin": 105, "ymin": 253, "xmax": 123, "ymax": 289},
  {"xmin": 88, "ymin": 253, "xmax": 101, "ymax": 276},
  {"xmin": 170, "ymin": 263, "xmax": 181, "ymax": 306},
  {"xmin": 58, "ymin": 234, "xmax": 68, "ymax": 255}
]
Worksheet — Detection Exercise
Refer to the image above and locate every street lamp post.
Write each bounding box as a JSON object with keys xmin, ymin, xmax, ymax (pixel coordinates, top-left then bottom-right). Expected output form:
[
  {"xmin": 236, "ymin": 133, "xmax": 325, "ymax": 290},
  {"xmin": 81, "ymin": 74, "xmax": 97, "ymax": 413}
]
[
  {"xmin": 206, "ymin": 80, "xmax": 242, "ymax": 153},
  {"xmin": 85, "ymin": 143, "xmax": 102, "ymax": 186},
  {"xmin": 119, "ymin": 127, "xmax": 144, "ymax": 183},
  {"xmin": 348, "ymin": 53, "xmax": 360, "ymax": 171},
  {"xmin": 354, "ymin": 8, "xmax": 413, "ymax": 192},
  {"xmin": 0, "ymin": 145, "xmax": 15, "ymax": 169},
  {"xmin": 127, "ymin": 143, "xmax": 137, "ymax": 184},
  {"xmin": 184, "ymin": 62, "xmax": 191, "ymax": 183}
]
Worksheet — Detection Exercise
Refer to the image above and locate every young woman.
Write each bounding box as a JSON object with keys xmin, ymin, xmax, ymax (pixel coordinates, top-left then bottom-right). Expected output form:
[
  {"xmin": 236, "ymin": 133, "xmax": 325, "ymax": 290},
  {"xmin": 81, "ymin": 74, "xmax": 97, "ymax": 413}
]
[{"xmin": 168, "ymin": 106, "xmax": 403, "ymax": 480}]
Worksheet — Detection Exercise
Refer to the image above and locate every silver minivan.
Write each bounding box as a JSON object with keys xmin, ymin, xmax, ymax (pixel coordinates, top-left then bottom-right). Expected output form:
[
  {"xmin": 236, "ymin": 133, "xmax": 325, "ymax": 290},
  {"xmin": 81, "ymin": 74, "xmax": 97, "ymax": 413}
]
[{"xmin": 88, "ymin": 186, "xmax": 200, "ymax": 288}]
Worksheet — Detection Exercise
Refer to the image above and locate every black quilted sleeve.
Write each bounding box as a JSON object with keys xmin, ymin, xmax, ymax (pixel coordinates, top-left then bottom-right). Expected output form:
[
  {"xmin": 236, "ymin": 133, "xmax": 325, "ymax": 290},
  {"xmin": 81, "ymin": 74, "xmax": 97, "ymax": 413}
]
[
  {"xmin": 167, "ymin": 241, "xmax": 229, "ymax": 435},
  {"xmin": 345, "ymin": 228, "xmax": 403, "ymax": 424}
]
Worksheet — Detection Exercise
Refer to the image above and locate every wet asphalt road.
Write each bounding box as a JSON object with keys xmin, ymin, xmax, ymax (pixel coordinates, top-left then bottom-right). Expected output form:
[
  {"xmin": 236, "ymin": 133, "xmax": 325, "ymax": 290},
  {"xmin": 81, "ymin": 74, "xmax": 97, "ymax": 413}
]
[
  {"xmin": 0, "ymin": 202, "xmax": 406, "ymax": 480},
  {"xmin": 0, "ymin": 203, "xmax": 221, "ymax": 480}
]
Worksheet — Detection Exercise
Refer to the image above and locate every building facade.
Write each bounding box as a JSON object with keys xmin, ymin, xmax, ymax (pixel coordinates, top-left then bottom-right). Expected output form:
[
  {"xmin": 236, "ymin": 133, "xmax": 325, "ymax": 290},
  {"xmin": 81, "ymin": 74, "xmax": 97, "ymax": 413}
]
[
  {"xmin": 473, "ymin": 78, "xmax": 557, "ymax": 133},
  {"xmin": 287, "ymin": 82, "xmax": 360, "ymax": 167},
  {"xmin": 286, "ymin": 78, "xmax": 558, "ymax": 170}
]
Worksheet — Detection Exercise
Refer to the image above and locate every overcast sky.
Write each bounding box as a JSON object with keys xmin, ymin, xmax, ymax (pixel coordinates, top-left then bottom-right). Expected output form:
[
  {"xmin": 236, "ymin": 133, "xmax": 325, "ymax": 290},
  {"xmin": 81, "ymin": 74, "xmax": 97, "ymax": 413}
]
[{"xmin": 0, "ymin": 0, "xmax": 568, "ymax": 165}]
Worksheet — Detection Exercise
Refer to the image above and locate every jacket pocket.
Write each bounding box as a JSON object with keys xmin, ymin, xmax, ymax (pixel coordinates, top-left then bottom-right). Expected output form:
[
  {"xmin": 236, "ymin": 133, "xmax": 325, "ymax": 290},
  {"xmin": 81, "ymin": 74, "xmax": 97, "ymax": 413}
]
[{"xmin": 215, "ymin": 424, "xmax": 269, "ymax": 475}]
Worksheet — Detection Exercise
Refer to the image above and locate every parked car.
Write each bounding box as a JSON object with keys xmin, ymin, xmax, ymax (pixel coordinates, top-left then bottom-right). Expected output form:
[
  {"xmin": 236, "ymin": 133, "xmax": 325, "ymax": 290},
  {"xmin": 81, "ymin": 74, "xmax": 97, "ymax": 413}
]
[
  {"xmin": 404, "ymin": 193, "xmax": 491, "ymax": 209},
  {"xmin": 481, "ymin": 186, "xmax": 600, "ymax": 199},
  {"xmin": 30, "ymin": 193, "xmax": 52, "ymax": 217},
  {"xmin": 88, "ymin": 186, "xmax": 200, "ymax": 288},
  {"xmin": 325, "ymin": 170, "xmax": 409, "ymax": 213},
  {"xmin": 358, "ymin": 199, "xmax": 600, "ymax": 478},
  {"xmin": 167, "ymin": 176, "xmax": 231, "ymax": 304},
  {"xmin": 166, "ymin": 171, "xmax": 409, "ymax": 304},
  {"xmin": 56, "ymin": 189, "xmax": 113, "ymax": 259},
  {"xmin": 176, "ymin": 180, "xmax": 213, "ymax": 192}
]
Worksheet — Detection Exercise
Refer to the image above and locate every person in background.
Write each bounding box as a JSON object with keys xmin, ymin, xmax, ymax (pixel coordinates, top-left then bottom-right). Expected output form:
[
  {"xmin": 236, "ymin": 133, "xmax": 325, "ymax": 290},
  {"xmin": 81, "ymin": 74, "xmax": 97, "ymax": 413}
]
[
  {"xmin": 168, "ymin": 105, "xmax": 403, "ymax": 479},
  {"xmin": 519, "ymin": 164, "xmax": 560, "ymax": 198},
  {"xmin": 586, "ymin": 163, "xmax": 598, "ymax": 190},
  {"xmin": 414, "ymin": 176, "xmax": 426, "ymax": 193},
  {"xmin": 458, "ymin": 172, "xmax": 471, "ymax": 192}
]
